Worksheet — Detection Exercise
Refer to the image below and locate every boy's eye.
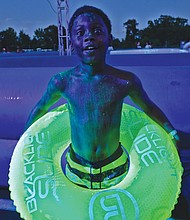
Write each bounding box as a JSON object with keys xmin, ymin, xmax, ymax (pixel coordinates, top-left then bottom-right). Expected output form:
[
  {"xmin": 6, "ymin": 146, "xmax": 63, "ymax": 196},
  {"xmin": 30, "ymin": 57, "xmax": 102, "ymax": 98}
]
[
  {"xmin": 76, "ymin": 30, "xmax": 84, "ymax": 37},
  {"xmin": 94, "ymin": 27, "xmax": 102, "ymax": 34}
]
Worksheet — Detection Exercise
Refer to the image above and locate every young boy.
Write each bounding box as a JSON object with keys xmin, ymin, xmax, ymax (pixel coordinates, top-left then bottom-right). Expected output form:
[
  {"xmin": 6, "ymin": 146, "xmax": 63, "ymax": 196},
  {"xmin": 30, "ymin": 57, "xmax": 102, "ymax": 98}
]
[{"xmin": 24, "ymin": 5, "xmax": 179, "ymax": 189}]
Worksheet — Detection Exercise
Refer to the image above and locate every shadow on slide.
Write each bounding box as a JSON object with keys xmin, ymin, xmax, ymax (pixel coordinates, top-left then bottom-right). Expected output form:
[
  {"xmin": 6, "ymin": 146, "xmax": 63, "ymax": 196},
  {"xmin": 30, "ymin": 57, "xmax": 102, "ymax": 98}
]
[{"xmin": 171, "ymin": 130, "xmax": 190, "ymax": 219}]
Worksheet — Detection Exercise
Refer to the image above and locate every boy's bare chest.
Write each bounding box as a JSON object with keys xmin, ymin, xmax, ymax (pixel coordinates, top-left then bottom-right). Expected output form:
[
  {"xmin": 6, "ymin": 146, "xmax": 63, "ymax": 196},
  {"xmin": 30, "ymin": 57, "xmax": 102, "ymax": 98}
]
[{"xmin": 65, "ymin": 77, "xmax": 126, "ymax": 106}]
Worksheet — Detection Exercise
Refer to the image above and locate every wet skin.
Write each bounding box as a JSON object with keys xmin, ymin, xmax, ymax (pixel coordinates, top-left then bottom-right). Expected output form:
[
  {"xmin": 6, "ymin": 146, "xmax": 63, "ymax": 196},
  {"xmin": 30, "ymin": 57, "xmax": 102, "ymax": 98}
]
[{"xmin": 24, "ymin": 13, "xmax": 177, "ymax": 162}]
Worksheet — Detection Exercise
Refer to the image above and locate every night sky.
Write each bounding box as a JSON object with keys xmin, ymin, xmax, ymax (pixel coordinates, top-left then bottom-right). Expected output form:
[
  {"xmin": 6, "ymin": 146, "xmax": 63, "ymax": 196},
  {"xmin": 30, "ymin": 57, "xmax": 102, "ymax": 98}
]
[{"xmin": 1, "ymin": 0, "xmax": 190, "ymax": 39}]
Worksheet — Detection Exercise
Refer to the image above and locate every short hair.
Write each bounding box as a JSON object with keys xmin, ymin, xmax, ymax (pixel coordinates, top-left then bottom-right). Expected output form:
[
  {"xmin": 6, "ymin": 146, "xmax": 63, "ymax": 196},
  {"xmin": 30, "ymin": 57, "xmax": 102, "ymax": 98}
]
[{"xmin": 68, "ymin": 5, "xmax": 112, "ymax": 35}]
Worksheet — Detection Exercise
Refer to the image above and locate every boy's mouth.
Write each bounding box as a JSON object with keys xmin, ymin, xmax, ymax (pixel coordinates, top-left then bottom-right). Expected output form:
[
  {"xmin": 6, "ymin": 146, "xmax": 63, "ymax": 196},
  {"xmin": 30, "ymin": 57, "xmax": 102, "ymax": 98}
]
[{"xmin": 83, "ymin": 45, "xmax": 98, "ymax": 51}]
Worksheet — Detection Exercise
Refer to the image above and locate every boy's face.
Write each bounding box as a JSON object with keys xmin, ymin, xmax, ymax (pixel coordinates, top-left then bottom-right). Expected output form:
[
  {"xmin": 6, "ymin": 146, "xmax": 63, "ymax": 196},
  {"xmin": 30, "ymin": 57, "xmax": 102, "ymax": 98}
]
[{"xmin": 71, "ymin": 12, "xmax": 111, "ymax": 65}]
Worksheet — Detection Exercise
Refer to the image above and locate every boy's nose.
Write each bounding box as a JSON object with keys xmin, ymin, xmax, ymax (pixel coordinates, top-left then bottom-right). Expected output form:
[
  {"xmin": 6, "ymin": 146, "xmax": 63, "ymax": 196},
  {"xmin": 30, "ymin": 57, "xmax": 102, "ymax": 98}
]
[{"xmin": 84, "ymin": 32, "xmax": 94, "ymax": 42}]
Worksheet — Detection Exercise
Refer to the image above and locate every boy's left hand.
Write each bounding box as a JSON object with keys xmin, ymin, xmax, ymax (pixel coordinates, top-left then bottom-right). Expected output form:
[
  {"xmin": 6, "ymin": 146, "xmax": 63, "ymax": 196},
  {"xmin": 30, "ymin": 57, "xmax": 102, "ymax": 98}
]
[{"xmin": 172, "ymin": 133, "xmax": 180, "ymax": 151}]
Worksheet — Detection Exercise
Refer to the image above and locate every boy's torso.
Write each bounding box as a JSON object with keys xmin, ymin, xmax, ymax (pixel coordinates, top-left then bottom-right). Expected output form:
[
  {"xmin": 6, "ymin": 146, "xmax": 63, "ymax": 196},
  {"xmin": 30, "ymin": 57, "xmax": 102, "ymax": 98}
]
[{"xmin": 59, "ymin": 66, "xmax": 132, "ymax": 162}]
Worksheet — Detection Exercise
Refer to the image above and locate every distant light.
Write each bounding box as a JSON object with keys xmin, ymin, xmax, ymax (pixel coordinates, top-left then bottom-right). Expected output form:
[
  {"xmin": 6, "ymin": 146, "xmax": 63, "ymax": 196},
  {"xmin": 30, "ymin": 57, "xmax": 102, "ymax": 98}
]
[{"xmin": 0, "ymin": 96, "xmax": 23, "ymax": 100}]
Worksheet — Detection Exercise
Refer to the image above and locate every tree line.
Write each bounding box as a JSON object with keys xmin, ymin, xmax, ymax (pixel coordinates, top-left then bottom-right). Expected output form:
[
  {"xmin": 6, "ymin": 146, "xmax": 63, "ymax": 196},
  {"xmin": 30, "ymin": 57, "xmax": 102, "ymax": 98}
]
[
  {"xmin": 1, "ymin": 15, "xmax": 190, "ymax": 52},
  {"xmin": 121, "ymin": 15, "xmax": 190, "ymax": 49},
  {"xmin": 0, "ymin": 25, "xmax": 61, "ymax": 52}
]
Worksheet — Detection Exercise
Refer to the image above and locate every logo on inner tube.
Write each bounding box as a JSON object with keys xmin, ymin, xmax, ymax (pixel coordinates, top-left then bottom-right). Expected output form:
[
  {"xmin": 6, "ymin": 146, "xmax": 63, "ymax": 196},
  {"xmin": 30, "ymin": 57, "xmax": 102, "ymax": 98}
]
[
  {"xmin": 22, "ymin": 131, "xmax": 56, "ymax": 214},
  {"xmin": 134, "ymin": 125, "xmax": 168, "ymax": 167},
  {"xmin": 89, "ymin": 189, "xmax": 139, "ymax": 219}
]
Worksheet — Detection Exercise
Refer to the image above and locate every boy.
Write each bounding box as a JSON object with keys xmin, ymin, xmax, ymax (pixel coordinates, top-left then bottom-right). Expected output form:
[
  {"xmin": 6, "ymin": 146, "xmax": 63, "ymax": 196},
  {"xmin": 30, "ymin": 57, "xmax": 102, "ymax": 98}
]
[{"xmin": 24, "ymin": 5, "xmax": 179, "ymax": 189}]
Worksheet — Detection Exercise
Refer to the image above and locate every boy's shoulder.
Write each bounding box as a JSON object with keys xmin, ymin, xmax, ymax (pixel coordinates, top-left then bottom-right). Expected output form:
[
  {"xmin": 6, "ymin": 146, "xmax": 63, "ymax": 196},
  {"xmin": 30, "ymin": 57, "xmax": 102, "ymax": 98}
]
[
  {"xmin": 48, "ymin": 68, "xmax": 76, "ymax": 90},
  {"xmin": 108, "ymin": 65, "xmax": 138, "ymax": 81},
  {"xmin": 58, "ymin": 67, "xmax": 75, "ymax": 80}
]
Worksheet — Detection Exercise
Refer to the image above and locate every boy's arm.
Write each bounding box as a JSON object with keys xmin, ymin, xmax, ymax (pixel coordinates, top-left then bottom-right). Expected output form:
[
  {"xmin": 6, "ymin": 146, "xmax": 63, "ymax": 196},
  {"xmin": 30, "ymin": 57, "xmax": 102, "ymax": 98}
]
[
  {"xmin": 128, "ymin": 74, "xmax": 179, "ymax": 143},
  {"xmin": 24, "ymin": 74, "xmax": 63, "ymax": 131}
]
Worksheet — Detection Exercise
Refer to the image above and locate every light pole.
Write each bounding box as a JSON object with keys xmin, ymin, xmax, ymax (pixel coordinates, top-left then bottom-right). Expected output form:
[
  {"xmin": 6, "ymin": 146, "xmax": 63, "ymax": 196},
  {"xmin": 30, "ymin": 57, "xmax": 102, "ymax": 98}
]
[{"xmin": 57, "ymin": 0, "xmax": 71, "ymax": 56}]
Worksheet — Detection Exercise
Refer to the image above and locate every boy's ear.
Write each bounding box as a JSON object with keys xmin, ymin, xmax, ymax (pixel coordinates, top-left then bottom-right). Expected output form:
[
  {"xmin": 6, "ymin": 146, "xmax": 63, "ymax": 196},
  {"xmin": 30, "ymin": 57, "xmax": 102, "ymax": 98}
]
[
  {"xmin": 108, "ymin": 34, "xmax": 113, "ymax": 45},
  {"xmin": 69, "ymin": 37, "xmax": 74, "ymax": 50},
  {"xmin": 70, "ymin": 41, "xmax": 74, "ymax": 52}
]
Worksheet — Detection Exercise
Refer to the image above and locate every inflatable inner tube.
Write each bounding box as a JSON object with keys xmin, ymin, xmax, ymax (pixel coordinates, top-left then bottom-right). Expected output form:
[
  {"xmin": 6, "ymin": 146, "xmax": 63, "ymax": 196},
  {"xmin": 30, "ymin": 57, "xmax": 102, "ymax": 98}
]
[
  {"xmin": 9, "ymin": 104, "xmax": 183, "ymax": 220},
  {"xmin": 183, "ymin": 41, "xmax": 190, "ymax": 50}
]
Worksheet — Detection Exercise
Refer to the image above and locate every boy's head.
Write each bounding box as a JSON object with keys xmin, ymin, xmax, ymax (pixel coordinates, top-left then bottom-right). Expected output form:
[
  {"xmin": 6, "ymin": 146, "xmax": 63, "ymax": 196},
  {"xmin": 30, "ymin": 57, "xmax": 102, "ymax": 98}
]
[
  {"xmin": 69, "ymin": 5, "xmax": 112, "ymax": 36},
  {"xmin": 69, "ymin": 5, "xmax": 112, "ymax": 65}
]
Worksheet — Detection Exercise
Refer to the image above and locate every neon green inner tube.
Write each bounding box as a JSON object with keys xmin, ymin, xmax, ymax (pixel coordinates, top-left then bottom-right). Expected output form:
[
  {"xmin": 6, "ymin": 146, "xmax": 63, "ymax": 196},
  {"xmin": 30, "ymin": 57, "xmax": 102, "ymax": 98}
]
[{"xmin": 9, "ymin": 104, "xmax": 183, "ymax": 220}]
